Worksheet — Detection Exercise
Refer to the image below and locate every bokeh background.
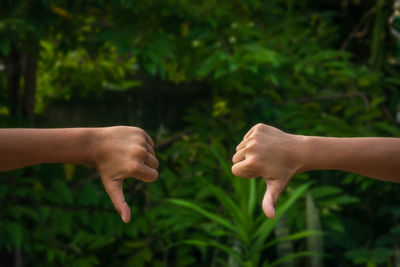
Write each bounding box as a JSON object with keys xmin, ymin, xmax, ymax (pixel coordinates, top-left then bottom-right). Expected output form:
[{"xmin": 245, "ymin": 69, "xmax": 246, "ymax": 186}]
[{"xmin": 1, "ymin": 0, "xmax": 400, "ymax": 266}]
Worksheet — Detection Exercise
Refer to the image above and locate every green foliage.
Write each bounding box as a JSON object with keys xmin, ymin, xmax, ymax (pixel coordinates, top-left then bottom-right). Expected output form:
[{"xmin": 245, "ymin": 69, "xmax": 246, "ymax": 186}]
[
  {"xmin": 345, "ymin": 247, "xmax": 393, "ymax": 265},
  {"xmin": 166, "ymin": 148, "xmax": 314, "ymax": 266}
]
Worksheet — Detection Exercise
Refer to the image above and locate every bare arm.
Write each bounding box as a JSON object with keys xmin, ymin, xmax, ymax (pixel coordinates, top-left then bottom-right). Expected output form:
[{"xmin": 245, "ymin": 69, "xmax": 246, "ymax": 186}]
[
  {"xmin": 0, "ymin": 127, "xmax": 158, "ymax": 223},
  {"xmin": 0, "ymin": 128, "xmax": 96, "ymax": 170},
  {"xmin": 301, "ymin": 136, "xmax": 400, "ymax": 182},
  {"xmin": 232, "ymin": 123, "xmax": 400, "ymax": 218}
]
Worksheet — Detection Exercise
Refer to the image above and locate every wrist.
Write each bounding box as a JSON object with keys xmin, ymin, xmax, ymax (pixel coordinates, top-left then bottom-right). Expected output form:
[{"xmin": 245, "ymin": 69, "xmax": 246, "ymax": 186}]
[
  {"xmin": 79, "ymin": 128, "xmax": 103, "ymax": 167},
  {"xmin": 292, "ymin": 134, "xmax": 312, "ymax": 174}
]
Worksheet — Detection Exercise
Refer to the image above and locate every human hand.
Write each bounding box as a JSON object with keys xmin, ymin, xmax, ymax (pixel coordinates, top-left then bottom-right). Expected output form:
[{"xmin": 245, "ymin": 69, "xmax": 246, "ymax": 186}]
[
  {"xmin": 90, "ymin": 126, "xmax": 158, "ymax": 223},
  {"xmin": 232, "ymin": 124, "xmax": 305, "ymax": 218}
]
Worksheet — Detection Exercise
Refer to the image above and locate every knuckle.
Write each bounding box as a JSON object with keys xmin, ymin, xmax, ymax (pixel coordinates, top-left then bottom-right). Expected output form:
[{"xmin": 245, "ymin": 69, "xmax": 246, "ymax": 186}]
[
  {"xmin": 135, "ymin": 147, "xmax": 148, "ymax": 158},
  {"xmin": 232, "ymin": 164, "xmax": 249, "ymax": 178},
  {"xmin": 243, "ymin": 159, "xmax": 252, "ymax": 167},
  {"xmin": 246, "ymin": 132, "xmax": 260, "ymax": 142},
  {"xmin": 246, "ymin": 156, "xmax": 258, "ymax": 167},
  {"xmin": 133, "ymin": 127, "xmax": 146, "ymax": 135},
  {"xmin": 245, "ymin": 141, "xmax": 259, "ymax": 153},
  {"xmin": 246, "ymin": 137, "xmax": 258, "ymax": 146},
  {"xmin": 231, "ymin": 155, "xmax": 236, "ymax": 163},
  {"xmin": 245, "ymin": 158, "xmax": 258, "ymax": 168},
  {"xmin": 139, "ymin": 129, "xmax": 147, "ymax": 137},
  {"xmin": 143, "ymin": 171, "xmax": 158, "ymax": 183},
  {"xmin": 136, "ymin": 138, "xmax": 148, "ymax": 147},
  {"xmin": 128, "ymin": 161, "xmax": 141, "ymax": 173},
  {"xmin": 148, "ymin": 143, "xmax": 155, "ymax": 152},
  {"xmin": 254, "ymin": 123, "xmax": 265, "ymax": 130},
  {"xmin": 235, "ymin": 144, "xmax": 242, "ymax": 152},
  {"xmin": 231, "ymin": 165, "xmax": 240, "ymax": 176},
  {"xmin": 148, "ymin": 154, "xmax": 158, "ymax": 168}
]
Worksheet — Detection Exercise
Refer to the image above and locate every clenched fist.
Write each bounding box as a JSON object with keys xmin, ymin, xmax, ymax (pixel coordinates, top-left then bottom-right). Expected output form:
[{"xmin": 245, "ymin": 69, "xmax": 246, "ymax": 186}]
[
  {"xmin": 232, "ymin": 123, "xmax": 400, "ymax": 218},
  {"xmin": 0, "ymin": 126, "xmax": 158, "ymax": 223},
  {"xmin": 232, "ymin": 123, "xmax": 305, "ymax": 218},
  {"xmin": 91, "ymin": 126, "xmax": 158, "ymax": 223}
]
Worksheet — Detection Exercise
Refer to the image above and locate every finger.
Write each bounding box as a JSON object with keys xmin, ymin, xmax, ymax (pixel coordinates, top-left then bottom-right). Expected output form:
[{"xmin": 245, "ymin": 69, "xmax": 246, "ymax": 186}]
[
  {"xmin": 145, "ymin": 153, "xmax": 159, "ymax": 169},
  {"xmin": 232, "ymin": 148, "xmax": 246, "ymax": 164},
  {"xmin": 102, "ymin": 178, "xmax": 131, "ymax": 223},
  {"xmin": 244, "ymin": 126, "xmax": 256, "ymax": 140},
  {"xmin": 144, "ymin": 142, "xmax": 155, "ymax": 155},
  {"xmin": 231, "ymin": 159, "xmax": 258, "ymax": 178},
  {"xmin": 144, "ymin": 133, "xmax": 154, "ymax": 147},
  {"xmin": 135, "ymin": 163, "xmax": 158, "ymax": 182},
  {"xmin": 236, "ymin": 139, "xmax": 246, "ymax": 152},
  {"xmin": 262, "ymin": 178, "xmax": 284, "ymax": 218}
]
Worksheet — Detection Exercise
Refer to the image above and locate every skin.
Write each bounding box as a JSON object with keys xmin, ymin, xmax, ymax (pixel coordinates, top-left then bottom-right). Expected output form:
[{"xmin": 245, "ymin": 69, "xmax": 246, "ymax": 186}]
[
  {"xmin": 232, "ymin": 123, "xmax": 400, "ymax": 218},
  {"xmin": 0, "ymin": 126, "xmax": 158, "ymax": 223}
]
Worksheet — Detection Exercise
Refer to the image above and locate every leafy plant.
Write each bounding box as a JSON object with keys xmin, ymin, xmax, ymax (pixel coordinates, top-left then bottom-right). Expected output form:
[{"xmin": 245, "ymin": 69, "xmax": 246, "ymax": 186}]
[{"xmin": 166, "ymin": 145, "xmax": 320, "ymax": 266}]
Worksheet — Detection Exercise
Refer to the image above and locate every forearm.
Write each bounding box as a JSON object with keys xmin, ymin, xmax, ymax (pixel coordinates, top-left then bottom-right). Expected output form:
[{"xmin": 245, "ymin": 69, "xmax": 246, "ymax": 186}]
[
  {"xmin": 301, "ymin": 136, "xmax": 400, "ymax": 182},
  {"xmin": 0, "ymin": 128, "xmax": 96, "ymax": 171}
]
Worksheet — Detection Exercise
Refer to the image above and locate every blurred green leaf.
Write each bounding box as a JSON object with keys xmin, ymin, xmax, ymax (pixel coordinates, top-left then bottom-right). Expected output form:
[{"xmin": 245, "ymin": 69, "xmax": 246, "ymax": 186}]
[{"xmin": 167, "ymin": 198, "xmax": 236, "ymax": 231}]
